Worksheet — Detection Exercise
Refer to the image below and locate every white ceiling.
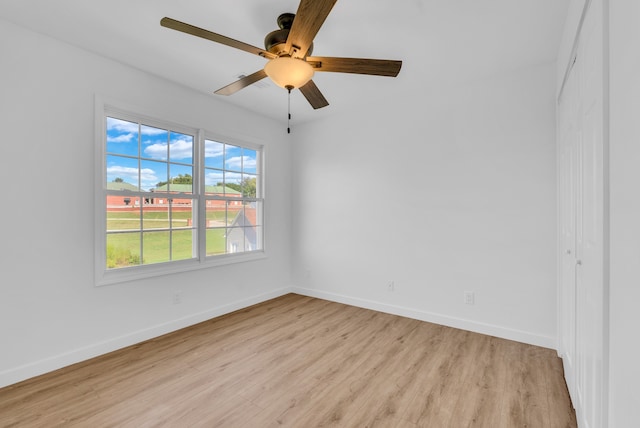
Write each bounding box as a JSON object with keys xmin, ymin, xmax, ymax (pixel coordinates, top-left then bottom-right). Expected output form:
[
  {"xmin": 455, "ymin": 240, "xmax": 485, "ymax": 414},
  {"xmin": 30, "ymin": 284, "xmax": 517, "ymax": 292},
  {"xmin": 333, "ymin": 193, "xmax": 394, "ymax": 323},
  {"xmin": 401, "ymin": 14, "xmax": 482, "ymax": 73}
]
[{"xmin": 0, "ymin": 0, "xmax": 569, "ymax": 124}]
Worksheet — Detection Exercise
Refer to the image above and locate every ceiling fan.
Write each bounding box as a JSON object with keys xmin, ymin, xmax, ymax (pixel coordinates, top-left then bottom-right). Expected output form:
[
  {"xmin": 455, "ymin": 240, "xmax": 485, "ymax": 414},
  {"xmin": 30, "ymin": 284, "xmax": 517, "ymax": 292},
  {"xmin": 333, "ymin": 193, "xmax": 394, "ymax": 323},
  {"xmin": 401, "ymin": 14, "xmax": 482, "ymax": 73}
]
[{"xmin": 160, "ymin": 0, "xmax": 402, "ymax": 110}]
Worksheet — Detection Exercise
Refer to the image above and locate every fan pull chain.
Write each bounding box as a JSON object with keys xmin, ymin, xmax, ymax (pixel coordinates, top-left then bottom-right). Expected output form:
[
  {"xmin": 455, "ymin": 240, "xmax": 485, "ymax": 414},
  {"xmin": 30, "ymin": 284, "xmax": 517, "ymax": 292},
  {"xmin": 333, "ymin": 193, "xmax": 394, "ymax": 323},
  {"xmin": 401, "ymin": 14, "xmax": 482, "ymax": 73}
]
[{"xmin": 286, "ymin": 85, "xmax": 293, "ymax": 134}]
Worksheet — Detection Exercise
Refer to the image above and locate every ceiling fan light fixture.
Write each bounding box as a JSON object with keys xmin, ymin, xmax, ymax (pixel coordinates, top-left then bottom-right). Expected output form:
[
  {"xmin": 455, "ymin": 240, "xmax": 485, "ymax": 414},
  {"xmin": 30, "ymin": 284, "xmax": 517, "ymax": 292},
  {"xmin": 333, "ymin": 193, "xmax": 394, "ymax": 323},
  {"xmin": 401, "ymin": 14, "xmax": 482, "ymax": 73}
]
[{"xmin": 264, "ymin": 56, "xmax": 314, "ymax": 89}]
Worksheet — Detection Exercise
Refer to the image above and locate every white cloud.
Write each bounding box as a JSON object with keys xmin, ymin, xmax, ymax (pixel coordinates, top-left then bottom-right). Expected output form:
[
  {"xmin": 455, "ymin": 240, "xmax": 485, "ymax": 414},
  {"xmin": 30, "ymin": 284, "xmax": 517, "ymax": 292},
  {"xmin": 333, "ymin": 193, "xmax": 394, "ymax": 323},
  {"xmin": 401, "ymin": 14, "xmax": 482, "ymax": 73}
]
[
  {"xmin": 205, "ymin": 142, "xmax": 224, "ymax": 159},
  {"xmin": 140, "ymin": 125, "xmax": 168, "ymax": 136},
  {"xmin": 225, "ymin": 171, "xmax": 242, "ymax": 184},
  {"xmin": 144, "ymin": 143, "xmax": 168, "ymax": 160},
  {"xmin": 226, "ymin": 156, "xmax": 256, "ymax": 170},
  {"xmin": 140, "ymin": 169, "xmax": 159, "ymax": 189},
  {"xmin": 107, "ymin": 166, "xmax": 158, "ymax": 191},
  {"xmin": 170, "ymin": 139, "xmax": 193, "ymax": 160},
  {"xmin": 143, "ymin": 137, "xmax": 193, "ymax": 161},
  {"xmin": 107, "ymin": 165, "xmax": 139, "ymax": 182},
  {"xmin": 107, "ymin": 118, "xmax": 138, "ymax": 133},
  {"xmin": 205, "ymin": 170, "xmax": 224, "ymax": 185},
  {"xmin": 243, "ymin": 157, "xmax": 257, "ymax": 169},
  {"xmin": 107, "ymin": 133, "xmax": 135, "ymax": 143}
]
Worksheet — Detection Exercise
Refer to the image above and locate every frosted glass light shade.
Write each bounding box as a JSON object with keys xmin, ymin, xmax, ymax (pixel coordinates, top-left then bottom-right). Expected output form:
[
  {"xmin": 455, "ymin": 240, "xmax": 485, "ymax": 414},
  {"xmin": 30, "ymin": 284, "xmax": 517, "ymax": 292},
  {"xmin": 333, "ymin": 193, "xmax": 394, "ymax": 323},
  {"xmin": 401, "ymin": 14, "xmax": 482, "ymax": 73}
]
[{"xmin": 264, "ymin": 56, "xmax": 314, "ymax": 89}]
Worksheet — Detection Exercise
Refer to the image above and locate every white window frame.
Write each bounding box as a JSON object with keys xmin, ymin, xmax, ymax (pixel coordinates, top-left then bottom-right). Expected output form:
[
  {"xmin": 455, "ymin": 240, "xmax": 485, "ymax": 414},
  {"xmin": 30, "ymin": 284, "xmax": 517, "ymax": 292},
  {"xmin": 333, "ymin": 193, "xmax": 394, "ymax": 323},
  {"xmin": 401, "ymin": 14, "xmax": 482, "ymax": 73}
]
[{"xmin": 94, "ymin": 98, "xmax": 266, "ymax": 286}]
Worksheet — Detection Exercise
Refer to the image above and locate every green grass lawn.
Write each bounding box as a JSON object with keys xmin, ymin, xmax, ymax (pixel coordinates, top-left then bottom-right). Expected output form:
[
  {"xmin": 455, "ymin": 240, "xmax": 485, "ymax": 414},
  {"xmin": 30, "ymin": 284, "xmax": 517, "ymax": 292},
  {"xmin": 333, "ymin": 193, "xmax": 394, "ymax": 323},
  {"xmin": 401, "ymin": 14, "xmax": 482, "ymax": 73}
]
[
  {"xmin": 107, "ymin": 210, "xmax": 238, "ymax": 230},
  {"xmin": 108, "ymin": 211, "xmax": 192, "ymax": 230},
  {"xmin": 106, "ymin": 211, "xmax": 229, "ymax": 268}
]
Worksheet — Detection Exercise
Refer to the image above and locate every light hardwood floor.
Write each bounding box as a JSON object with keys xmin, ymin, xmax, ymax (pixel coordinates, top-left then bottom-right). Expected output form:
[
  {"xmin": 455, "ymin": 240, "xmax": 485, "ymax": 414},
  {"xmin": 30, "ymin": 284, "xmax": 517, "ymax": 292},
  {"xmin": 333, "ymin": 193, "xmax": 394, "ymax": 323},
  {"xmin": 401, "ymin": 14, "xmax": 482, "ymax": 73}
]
[{"xmin": 0, "ymin": 294, "xmax": 576, "ymax": 427}]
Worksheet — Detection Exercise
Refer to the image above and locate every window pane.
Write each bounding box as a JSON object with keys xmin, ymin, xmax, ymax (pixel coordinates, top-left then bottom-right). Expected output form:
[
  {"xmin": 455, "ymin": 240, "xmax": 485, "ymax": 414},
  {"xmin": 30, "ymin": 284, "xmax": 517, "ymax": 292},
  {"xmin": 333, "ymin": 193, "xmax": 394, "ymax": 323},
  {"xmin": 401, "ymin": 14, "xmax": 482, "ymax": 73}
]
[
  {"xmin": 143, "ymin": 231, "xmax": 170, "ymax": 264},
  {"xmin": 243, "ymin": 148, "xmax": 257, "ymax": 174},
  {"xmin": 251, "ymin": 226, "xmax": 263, "ymax": 251},
  {"xmin": 106, "ymin": 232, "xmax": 141, "ymax": 269},
  {"xmin": 106, "ymin": 117, "xmax": 138, "ymax": 157},
  {"xmin": 205, "ymin": 186, "xmax": 226, "ymax": 199},
  {"xmin": 241, "ymin": 174, "xmax": 257, "ymax": 197},
  {"xmin": 107, "ymin": 196, "xmax": 141, "ymax": 231},
  {"xmin": 141, "ymin": 125, "xmax": 168, "ymax": 161},
  {"xmin": 206, "ymin": 201, "xmax": 226, "ymax": 227},
  {"xmin": 224, "ymin": 171, "xmax": 242, "ymax": 187},
  {"xmin": 172, "ymin": 230, "xmax": 195, "ymax": 261},
  {"xmin": 225, "ymin": 187, "xmax": 242, "ymax": 200},
  {"xmin": 142, "ymin": 205, "xmax": 168, "ymax": 231},
  {"xmin": 245, "ymin": 201, "xmax": 261, "ymax": 227},
  {"xmin": 226, "ymin": 203, "xmax": 260, "ymax": 228},
  {"xmin": 206, "ymin": 228, "xmax": 226, "ymax": 256},
  {"xmin": 226, "ymin": 226, "xmax": 261, "ymax": 253},
  {"xmin": 106, "ymin": 155, "xmax": 140, "ymax": 188},
  {"xmin": 204, "ymin": 140, "xmax": 224, "ymax": 169},
  {"xmin": 170, "ymin": 132, "xmax": 193, "ymax": 165},
  {"xmin": 225, "ymin": 144, "xmax": 242, "ymax": 171},
  {"xmin": 140, "ymin": 159, "xmax": 167, "ymax": 192},
  {"xmin": 226, "ymin": 202, "xmax": 243, "ymax": 226},
  {"xmin": 226, "ymin": 227, "xmax": 245, "ymax": 253},
  {"xmin": 204, "ymin": 172, "xmax": 225, "ymax": 194},
  {"xmin": 168, "ymin": 163, "xmax": 193, "ymax": 193},
  {"xmin": 172, "ymin": 202, "xmax": 195, "ymax": 230}
]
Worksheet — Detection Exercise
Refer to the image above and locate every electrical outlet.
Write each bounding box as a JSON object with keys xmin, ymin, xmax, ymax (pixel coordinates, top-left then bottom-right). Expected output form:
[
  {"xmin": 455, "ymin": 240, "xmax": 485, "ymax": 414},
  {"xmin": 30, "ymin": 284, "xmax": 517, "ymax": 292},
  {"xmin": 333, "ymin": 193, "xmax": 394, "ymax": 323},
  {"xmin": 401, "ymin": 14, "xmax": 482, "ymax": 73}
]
[
  {"xmin": 464, "ymin": 291, "xmax": 475, "ymax": 305},
  {"xmin": 388, "ymin": 281, "xmax": 395, "ymax": 292},
  {"xmin": 172, "ymin": 291, "xmax": 182, "ymax": 305}
]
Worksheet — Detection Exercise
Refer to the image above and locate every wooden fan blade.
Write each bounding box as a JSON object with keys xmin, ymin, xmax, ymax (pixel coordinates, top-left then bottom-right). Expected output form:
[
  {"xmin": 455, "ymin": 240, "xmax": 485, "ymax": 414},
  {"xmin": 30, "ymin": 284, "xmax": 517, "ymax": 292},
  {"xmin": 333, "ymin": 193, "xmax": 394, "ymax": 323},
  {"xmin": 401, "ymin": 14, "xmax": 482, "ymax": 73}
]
[
  {"xmin": 299, "ymin": 80, "xmax": 329, "ymax": 109},
  {"xmin": 214, "ymin": 69, "xmax": 268, "ymax": 96},
  {"xmin": 161, "ymin": 17, "xmax": 276, "ymax": 60},
  {"xmin": 285, "ymin": 0, "xmax": 337, "ymax": 58},
  {"xmin": 306, "ymin": 56, "xmax": 402, "ymax": 77}
]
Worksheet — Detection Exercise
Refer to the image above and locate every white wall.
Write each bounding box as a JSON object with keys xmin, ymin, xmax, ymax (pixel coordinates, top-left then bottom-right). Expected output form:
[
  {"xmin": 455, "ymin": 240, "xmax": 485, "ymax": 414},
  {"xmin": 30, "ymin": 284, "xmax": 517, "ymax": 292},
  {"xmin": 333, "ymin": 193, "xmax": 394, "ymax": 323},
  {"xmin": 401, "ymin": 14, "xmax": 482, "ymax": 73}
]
[
  {"xmin": 291, "ymin": 63, "xmax": 558, "ymax": 347},
  {"xmin": 0, "ymin": 19, "xmax": 292, "ymax": 387},
  {"xmin": 608, "ymin": 1, "xmax": 640, "ymax": 426}
]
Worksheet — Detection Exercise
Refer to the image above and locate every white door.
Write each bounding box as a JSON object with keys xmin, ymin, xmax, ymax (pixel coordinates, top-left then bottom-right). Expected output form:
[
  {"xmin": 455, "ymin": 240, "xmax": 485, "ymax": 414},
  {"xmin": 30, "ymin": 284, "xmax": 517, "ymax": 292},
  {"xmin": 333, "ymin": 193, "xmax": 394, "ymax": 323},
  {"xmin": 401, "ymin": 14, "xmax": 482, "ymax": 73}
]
[
  {"xmin": 557, "ymin": 56, "xmax": 579, "ymax": 404},
  {"xmin": 557, "ymin": 1, "xmax": 606, "ymax": 427},
  {"xmin": 575, "ymin": 3, "xmax": 605, "ymax": 426}
]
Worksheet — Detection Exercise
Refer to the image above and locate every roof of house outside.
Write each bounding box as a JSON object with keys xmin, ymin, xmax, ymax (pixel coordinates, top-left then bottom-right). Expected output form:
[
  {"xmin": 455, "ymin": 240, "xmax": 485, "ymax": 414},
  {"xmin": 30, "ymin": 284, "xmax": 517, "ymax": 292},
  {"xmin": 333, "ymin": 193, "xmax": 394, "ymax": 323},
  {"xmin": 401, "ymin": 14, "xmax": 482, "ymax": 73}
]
[
  {"xmin": 107, "ymin": 182, "xmax": 242, "ymax": 195},
  {"xmin": 152, "ymin": 183, "xmax": 241, "ymax": 194},
  {"xmin": 228, "ymin": 205, "xmax": 258, "ymax": 246},
  {"xmin": 229, "ymin": 205, "xmax": 257, "ymax": 228},
  {"xmin": 106, "ymin": 181, "xmax": 139, "ymax": 192}
]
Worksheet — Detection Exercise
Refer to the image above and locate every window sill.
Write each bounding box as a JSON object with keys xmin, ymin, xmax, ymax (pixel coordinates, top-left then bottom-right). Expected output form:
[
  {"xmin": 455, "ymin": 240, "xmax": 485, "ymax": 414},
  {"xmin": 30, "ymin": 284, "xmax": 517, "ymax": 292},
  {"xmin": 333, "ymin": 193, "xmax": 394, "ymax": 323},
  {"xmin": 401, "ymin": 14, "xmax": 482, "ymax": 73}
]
[{"xmin": 95, "ymin": 251, "xmax": 267, "ymax": 286}]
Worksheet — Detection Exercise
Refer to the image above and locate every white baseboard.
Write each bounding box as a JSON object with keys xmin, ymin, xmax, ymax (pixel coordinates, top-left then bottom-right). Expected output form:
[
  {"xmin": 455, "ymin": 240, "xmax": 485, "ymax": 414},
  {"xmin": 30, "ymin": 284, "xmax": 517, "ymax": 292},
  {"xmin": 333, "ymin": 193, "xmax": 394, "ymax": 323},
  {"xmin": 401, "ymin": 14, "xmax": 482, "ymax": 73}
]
[
  {"xmin": 292, "ymin": 287, "xmax": 556, "ymax": 349},
  {"xmin": 0, "ymin": 286, "xmax": 293, "ymax": 388}
]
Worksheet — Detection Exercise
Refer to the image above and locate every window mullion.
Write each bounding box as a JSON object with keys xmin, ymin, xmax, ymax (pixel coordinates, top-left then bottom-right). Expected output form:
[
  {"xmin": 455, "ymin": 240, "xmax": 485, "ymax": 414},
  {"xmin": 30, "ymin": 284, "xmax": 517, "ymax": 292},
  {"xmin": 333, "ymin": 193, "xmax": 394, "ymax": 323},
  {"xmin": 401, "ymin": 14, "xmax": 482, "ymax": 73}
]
[
  {"xmin": 196, "ymin": 129, "xmax": 205, "ymax": 262},
  {"xmin": 138, "ymin": 124, "xmax": 144, "ymax": 263}
]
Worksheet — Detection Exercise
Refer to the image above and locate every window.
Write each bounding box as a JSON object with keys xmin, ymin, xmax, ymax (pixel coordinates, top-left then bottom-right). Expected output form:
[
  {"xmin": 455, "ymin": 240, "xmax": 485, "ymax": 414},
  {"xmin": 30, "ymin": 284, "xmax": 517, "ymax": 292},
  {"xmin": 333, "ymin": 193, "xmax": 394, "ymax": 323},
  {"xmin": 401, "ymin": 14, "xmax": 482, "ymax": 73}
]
[
  {"xmin": 203, "ymin": 139, "xmax": 263, "ymax": 256},
  {"xmin": 96, "ymin": 105, "xmax": 264, "ymax": 285}
]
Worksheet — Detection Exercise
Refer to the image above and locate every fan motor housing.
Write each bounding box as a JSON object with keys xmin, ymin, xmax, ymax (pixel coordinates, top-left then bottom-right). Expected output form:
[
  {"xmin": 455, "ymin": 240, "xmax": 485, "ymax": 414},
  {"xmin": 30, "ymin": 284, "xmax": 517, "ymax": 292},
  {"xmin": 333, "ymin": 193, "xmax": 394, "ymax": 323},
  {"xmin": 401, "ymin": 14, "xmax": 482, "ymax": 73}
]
[{"xmin": 264, "ymin": 13, "xmax": 313, "ymax": 56}]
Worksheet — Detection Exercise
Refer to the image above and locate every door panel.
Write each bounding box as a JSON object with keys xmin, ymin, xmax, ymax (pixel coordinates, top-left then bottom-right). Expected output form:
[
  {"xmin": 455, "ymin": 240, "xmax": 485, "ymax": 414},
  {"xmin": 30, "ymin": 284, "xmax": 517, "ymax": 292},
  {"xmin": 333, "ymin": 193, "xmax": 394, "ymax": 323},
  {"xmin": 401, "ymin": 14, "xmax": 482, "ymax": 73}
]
[
  {"xmin": 557, "ymin": 1, "xmax": 606, "ymax": 427},
  {"xmin": 558, "ymin": 50, "xmax": 579, "ymax": 405}
]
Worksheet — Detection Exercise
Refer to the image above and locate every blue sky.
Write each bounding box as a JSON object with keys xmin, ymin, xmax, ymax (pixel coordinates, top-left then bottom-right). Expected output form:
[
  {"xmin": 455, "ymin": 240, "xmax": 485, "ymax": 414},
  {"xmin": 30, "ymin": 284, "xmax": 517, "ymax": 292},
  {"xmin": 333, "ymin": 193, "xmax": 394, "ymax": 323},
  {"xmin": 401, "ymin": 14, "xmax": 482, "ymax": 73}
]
[{"xmin": 106, "ymin": 117, "xmax": 257, "ymax": 191}]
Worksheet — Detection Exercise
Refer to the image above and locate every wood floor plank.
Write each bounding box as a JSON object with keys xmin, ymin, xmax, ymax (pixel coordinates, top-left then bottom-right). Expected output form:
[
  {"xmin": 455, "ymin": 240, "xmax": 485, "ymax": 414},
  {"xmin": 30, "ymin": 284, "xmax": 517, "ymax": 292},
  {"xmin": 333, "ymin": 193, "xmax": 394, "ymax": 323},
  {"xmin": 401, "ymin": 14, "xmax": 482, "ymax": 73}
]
[
  {"xmin": 403, "ymin": 327, "xmax": 476, "ymax": 426},
  {"xmin": 443, "ymin": 335, "xmax": 504, "ymax": 428},
  {"xmin": 340, "ymin": 322, "xmax": 447, "ymax": 427},
  {"xmin": 242, "ymin": 311, "xmax": 392, "ymax": 426},
  {"xmin": 236, "ymin": 305, "xmax": 381, "ymax": 408},
  {"xmin": 291, "ymin": 317, "xmax": 423, "ymax": 426},
  {"xmin": 0, "ymin": 294, "xmax": 576, "ymax": 427},
  {"xmin": 542, "ymin": 348, "xmax": 578, "ymax": 428},
  {"xmin": 498, "ymin": 340, "xmax": 553, "ymax": 428},
  {"xmin": 254, "ymin": 312, "xmax": 416, "ymax": 426}
]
